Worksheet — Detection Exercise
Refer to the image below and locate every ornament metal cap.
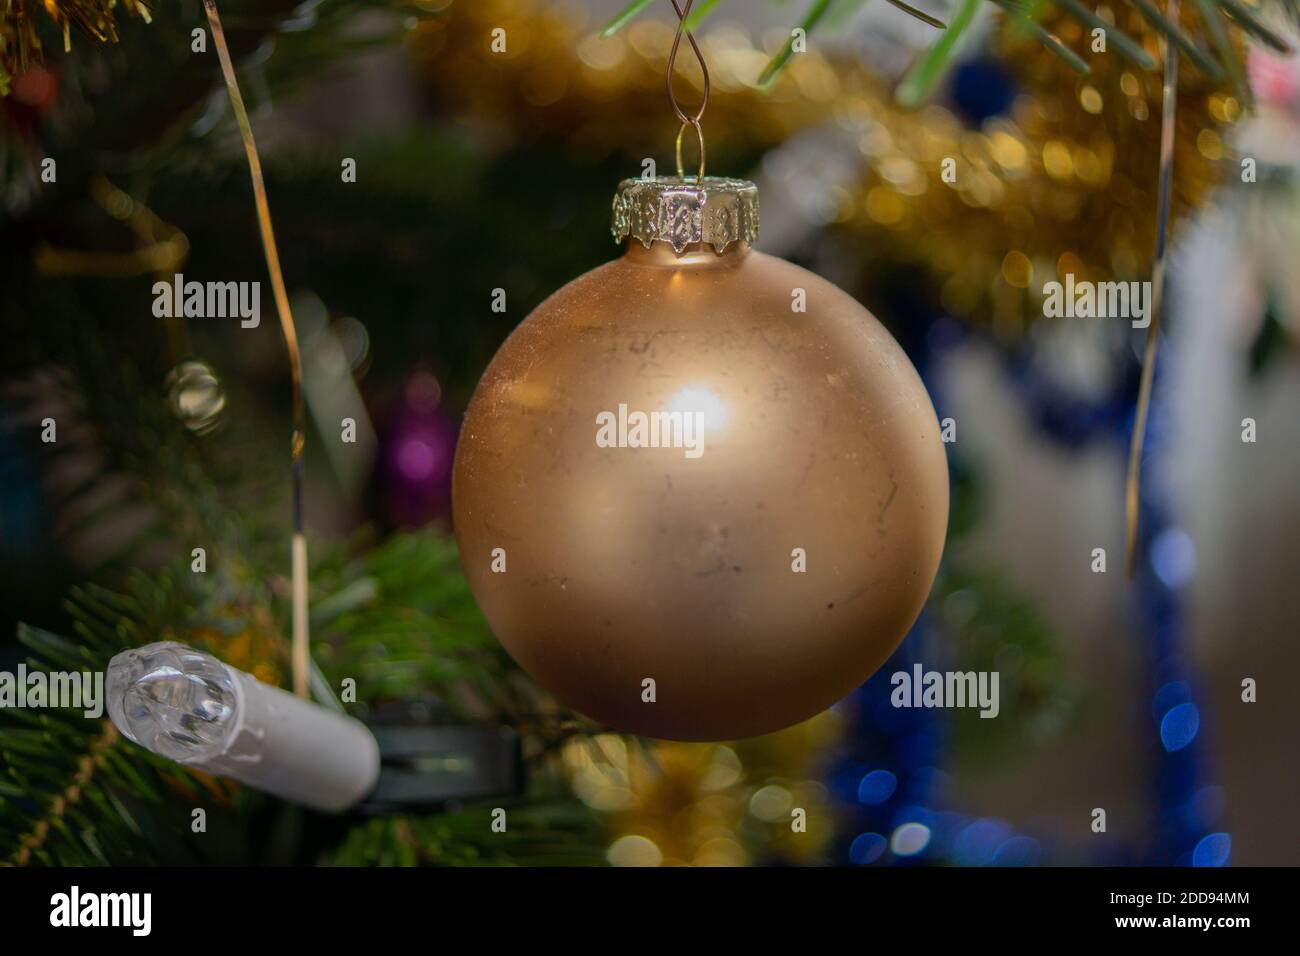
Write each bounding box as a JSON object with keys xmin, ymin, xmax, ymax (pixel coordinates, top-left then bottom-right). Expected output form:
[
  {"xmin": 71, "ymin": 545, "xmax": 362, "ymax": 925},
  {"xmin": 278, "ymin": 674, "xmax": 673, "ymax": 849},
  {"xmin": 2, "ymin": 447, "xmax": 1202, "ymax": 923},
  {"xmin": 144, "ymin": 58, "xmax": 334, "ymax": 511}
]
[{"xmin": 612, "ymin": 176, "xmax": 759, "ymax": 255}]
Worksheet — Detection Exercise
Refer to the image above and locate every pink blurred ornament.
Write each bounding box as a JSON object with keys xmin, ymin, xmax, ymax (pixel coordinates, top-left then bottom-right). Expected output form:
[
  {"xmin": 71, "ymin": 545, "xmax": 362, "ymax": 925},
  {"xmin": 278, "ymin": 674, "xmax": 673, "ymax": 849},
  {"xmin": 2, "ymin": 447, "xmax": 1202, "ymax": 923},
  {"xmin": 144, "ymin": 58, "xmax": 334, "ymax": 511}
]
[
  {"xmin": 1248, "ymin": 48, "xmax": 1300, "ymax": 111},
  {"xmin": 376, "ymin": 370, "xmax": 458, "ymax": 526}
]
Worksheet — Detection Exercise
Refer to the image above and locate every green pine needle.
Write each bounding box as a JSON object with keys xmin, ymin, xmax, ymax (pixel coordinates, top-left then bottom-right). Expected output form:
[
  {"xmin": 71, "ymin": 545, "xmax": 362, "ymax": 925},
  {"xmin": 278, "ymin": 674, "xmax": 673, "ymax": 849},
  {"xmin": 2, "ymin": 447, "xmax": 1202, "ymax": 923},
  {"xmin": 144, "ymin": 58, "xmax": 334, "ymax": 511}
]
[
  {"xmin": 1217, "ymin": 0, "xmax": 1293, "ymax": 53},
  {"xmin": 995, "ymin": 0, "xmax": 1093, "ymax": 74},
  {"xmin": 1127, "ymin": 0, "xmax": 1225, "ymax": 76},
  {"xmin": 1054, "ymin": 0, "xmax": 1158, "ymax": 69},
  {"xmin": 1195, "ymin": 0, "xmax": 1254, "ymax": 106},
  {"xmin": 601, "ymin": 0, "xmax": 656, "ymax": 38},
  {"xmin": 758, "ymin": 0, "xmax": 837, "ymax": 88},
  {"xmin": 897, "ymin": 0, "xmax": 983, "ymax": 108}
]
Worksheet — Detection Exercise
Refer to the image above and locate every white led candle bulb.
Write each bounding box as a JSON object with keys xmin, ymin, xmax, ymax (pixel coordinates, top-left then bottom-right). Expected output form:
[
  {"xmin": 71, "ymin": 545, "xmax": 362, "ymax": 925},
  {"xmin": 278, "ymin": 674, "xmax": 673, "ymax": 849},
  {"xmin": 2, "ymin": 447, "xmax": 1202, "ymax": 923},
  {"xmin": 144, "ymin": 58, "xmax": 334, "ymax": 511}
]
[{"xmin": 106, "ymin": 641, "xmax": 380, "ymax": 813}]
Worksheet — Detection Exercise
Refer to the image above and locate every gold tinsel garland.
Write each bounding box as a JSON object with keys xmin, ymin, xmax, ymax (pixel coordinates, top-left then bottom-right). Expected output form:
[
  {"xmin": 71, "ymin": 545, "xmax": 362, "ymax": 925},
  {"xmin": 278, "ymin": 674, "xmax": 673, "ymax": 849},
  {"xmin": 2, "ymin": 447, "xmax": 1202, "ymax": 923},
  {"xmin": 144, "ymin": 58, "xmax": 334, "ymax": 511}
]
[
  {"xmin": 413, "ymin": 0, "xmax": 1236, "ymax": 330},
  {"xmin": 562, "ymin": 714, "xmax": 840, "ymax": 867},
  {"xmin": 841, "ymin": 7, "xmax": 1241, "ymax": 333},
  {"xmin": 0, "ymin": 0, "xmax": 151, "ymax": 91},
  {"xmin": 408, "ymin": 0, "xmax": 846, "ymax": 164}
]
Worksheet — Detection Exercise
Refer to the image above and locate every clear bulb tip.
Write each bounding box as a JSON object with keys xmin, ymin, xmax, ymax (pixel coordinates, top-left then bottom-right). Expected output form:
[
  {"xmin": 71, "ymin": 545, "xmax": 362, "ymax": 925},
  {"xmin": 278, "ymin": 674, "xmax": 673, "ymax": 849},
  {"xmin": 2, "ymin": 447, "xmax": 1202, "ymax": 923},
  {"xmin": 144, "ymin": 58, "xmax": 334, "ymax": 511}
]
[{"xmin": 106, "ymin": 641, "xmax": 239, "ymax": 763}]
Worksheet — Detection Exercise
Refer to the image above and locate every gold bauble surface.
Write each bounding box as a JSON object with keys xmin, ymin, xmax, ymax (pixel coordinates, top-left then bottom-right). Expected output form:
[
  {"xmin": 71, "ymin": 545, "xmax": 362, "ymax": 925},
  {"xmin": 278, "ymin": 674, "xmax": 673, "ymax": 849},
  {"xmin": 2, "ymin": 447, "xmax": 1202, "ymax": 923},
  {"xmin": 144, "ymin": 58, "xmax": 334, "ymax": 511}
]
[{"xmin": 453, "ymin": 234, "xmax": 948, "ymax": 741}]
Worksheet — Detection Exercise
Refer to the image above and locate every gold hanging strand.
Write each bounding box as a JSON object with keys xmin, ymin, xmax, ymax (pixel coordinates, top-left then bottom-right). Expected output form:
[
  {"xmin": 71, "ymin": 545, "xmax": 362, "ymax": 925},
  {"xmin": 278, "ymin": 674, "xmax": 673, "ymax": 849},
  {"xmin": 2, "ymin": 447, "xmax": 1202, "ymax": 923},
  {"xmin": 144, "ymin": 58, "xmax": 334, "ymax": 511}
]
[
  {"xmin": 1125, "ymin": 0, "xmax": 1180, "ymax": 580},
  {"xmin": 203, "ymin": 0, "xmax": 311, "ymax": 697}
]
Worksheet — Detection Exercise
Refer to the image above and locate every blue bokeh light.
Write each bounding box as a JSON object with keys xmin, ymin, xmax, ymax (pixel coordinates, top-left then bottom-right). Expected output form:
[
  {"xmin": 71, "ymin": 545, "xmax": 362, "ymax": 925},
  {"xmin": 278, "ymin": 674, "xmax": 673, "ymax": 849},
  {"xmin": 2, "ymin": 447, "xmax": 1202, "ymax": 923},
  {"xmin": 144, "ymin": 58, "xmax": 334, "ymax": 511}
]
[
  {"xmin": 952, "ymin": 819, "xmax": 1013, "ymax": 866},
  {"xmin": 849, "ymin": 832, "xmax": 888, "ymax": 865},
  {"xmin": 993, "ymin": 836, "xmax": 1042, "ymax": 867},
  {"xmin": 1192, "ymin": 832, "xmax": 1232, "ymax": 867},
  {"xmin": 857, "ymin": 769, "xmax": 898, "ymax": 805},
  {"xmin": 1151, "ymin": 528, "xmax": 1197, "ymax": 589},
  {"xmin": 1160, "ymin": 702, "xmax": 1201, "ymax": 752}
]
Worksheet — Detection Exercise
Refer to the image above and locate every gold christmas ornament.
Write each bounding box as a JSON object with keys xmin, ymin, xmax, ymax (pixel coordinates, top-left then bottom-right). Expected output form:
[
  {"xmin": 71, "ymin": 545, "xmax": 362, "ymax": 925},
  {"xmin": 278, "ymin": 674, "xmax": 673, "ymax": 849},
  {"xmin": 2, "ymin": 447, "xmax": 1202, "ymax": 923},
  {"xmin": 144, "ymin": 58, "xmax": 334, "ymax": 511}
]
[{"xmin": 452, "ymin": 175, "xmax": 949, "ymax": 741}]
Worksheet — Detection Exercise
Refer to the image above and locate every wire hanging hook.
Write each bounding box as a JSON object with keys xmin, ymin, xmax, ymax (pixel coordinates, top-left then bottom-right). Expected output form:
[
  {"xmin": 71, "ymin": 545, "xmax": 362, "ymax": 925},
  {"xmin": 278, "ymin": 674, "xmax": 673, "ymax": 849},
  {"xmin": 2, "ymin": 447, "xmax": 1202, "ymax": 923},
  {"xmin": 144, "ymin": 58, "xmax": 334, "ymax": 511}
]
[{"xmin": 667, "ymin": 0, "xmax": 709, "ymax": 182}]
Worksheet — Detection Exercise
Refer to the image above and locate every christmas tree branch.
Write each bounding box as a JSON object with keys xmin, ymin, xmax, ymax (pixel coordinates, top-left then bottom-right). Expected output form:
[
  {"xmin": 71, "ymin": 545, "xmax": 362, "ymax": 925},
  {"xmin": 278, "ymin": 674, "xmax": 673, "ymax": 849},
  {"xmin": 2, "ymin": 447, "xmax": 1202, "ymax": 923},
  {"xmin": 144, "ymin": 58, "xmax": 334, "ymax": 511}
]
[{"xmin": 6, "ymin": 721, "xmax": 118, "ymax": 867}]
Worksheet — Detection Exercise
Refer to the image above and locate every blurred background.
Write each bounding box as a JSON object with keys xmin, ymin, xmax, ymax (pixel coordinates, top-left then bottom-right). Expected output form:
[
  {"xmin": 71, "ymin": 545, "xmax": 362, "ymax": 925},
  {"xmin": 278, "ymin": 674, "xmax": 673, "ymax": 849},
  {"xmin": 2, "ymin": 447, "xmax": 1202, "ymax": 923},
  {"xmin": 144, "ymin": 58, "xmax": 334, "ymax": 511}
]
[{"xmin": 1, "ymin": 0, "xmax": 1297, "ymax": 866}]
